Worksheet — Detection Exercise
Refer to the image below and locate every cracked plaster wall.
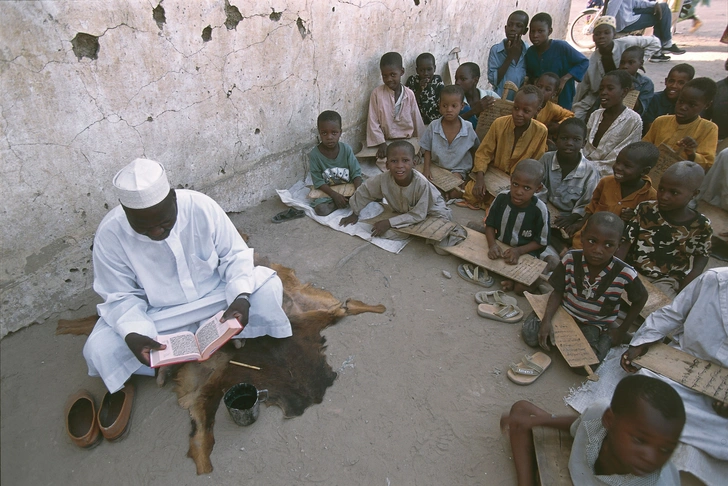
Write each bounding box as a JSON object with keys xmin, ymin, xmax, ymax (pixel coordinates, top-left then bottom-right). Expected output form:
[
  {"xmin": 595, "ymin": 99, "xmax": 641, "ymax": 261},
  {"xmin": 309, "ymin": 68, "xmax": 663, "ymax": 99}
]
[{"xmin": 0, "ymin": 0, "xmax": 570, "ymax": 337}]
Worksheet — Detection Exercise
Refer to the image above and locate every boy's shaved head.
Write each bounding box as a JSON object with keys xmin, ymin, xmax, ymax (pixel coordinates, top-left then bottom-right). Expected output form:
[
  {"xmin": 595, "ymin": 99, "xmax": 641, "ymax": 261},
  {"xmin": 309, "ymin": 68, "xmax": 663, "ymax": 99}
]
[
  {"xmin": 516, "ymin": 84, "xmax": 544, "ymax": 107},
  {"xmin": 611, "ymin": 375, "xmax": 685, "ymax": 423},
  {"xmin": 317, "ymin": 110, "xmax": 342, "ymax": 127},
  {"xmin": 663, "ymin": 160, "xmax": 705, "ymax": 191},
  {"xmin": 441, "ymin": 84, "xmax": 465, "ymax": 102},
  {"xmin": 512, "ymin": 158, "xmax": 545, "ymax": 185},
  {"xmin": 623, "ymin": 142, "xmax": 659, "ymax": 170},
  {"xmin": 416, "ymin": 52, "xmax": 435, "ymax": 66},
  {"xmin": 683, "ymin": 77, "xmax": 718, "ymax": 104},
  {"xmin": 584, "ymin": 211, "xmax": 624, "ymax": 238},
  {"xmin": 509, "ymin": 10, "xmax": 529, "ymax": 25},
  {"xmin": 459, "ymin": 62, "xmax": 480, "ymax": 78},
  {"xmin": 387, "ymin": 140, "xmax": 415, "ymax": 158},
  {"xmin": 668, "ymin": 63, "xmax": 695, "ymax": 80},
  {"xmin": 538, "ymin": 71, "xmax": 561, "ymax": 86},
  {"xmin": 380, "ymin": 51, "xmax": 403, "ymax": 69},
  {"xmin": 558, "ymin": 117, "xmax": 587, "ymax": 138}
]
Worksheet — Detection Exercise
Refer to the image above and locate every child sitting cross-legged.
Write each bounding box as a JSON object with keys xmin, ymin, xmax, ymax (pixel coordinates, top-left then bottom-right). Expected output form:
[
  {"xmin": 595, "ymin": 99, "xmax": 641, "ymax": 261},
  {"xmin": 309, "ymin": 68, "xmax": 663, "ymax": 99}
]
[
  {"xmin": 340, "ymin": 141, "xmax": 451, "ymax": 239},
  {"xmin": 534, "ymin": 72, "xmax": 575, "ymax": 149},
  {"xmin": 485, "ymin": 159, "xmax": 552, "ymax": 294},
  {"xmin": 572, "ymin": 142, "xmax": 659, "ymax": 248},
  {"xmin": 420, "ymin": 85, "xmax": 480, "ymax": 199},
  {"xmin": 537, "ymin": 118, "xmax": 600, "ymax": 245},
  {"xmin": 643, "ymin": 77, "xmax": 719, "ymax": 171},
  {"xmin": 405, "ymin": 52, "xmax": 445, "ymax": 125},
  {"xmin": 367, "ymin": 52, "xmax": 426, "ymax": 159},
  {"xmin": 522, "ymin": 212, "xmax": 648, "ymax": 368},
  {"xmin": 642, "ymin": 63, "xmax": 695, "ymax": 135},
  {"xmin": 463, "ymin": 85, "xmax": 548, "ymax": 210},
  {"xmin": 309, "ymin": 110, "xmax": 363, "ymax": 216},
  {"xmin": 501, "ymin": 374, "xmax": 685, "ymax": 486},
  {"xmin": 617, "ymin": 161, "xmax": 713, "ymax": 297}
]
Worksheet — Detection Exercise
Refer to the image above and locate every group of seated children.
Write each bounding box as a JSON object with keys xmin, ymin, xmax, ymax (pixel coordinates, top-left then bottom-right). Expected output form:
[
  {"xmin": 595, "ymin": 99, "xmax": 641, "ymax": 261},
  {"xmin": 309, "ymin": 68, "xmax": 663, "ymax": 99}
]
[{"xmin": 299, "ymin": 11, "xmax": 726, "ymax": 482}]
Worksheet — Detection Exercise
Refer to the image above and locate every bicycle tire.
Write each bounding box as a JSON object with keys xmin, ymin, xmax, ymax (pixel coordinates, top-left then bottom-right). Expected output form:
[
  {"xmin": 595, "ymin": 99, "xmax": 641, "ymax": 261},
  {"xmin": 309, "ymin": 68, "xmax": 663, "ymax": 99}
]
[{"xmin": 570, "ymin": 10, "xmax": 598, "ymax": 50}]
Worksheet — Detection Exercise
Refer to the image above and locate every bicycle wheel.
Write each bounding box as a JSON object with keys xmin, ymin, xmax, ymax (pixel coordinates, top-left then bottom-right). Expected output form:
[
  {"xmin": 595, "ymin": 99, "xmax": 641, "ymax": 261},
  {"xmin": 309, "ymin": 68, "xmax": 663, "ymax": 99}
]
[{"xmin": 570, "ymin": 11, "xmax": 598, "ymax": 50}]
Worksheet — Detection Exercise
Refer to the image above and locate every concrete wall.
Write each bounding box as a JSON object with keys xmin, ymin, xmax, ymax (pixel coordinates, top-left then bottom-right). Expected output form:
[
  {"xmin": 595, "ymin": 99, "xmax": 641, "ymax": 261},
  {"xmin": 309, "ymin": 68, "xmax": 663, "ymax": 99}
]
[{"xmin": 0, "ymin": 0, "xmax": 570, "ymax": 337}]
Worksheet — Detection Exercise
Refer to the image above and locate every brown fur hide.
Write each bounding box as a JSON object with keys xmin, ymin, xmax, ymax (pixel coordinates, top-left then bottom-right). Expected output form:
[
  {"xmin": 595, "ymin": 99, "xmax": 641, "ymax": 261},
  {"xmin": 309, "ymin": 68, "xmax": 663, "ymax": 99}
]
[{"xmin": 57, "ymin": 261, "xmax": 385, "ymax": 475}]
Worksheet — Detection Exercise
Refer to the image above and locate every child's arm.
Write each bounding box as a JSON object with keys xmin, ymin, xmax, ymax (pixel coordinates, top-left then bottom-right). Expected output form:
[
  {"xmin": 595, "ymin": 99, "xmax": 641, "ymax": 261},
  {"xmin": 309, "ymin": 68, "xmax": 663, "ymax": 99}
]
[
  {"xmin": 493, "ymin": 38, "xmax": 524, "ymax": 87},
  {"xmin": 539, "ymin": 278, "xmax": 565, "ymax": 351},
  {"xmin": 423, "ymin": 150, "xmax": 433, "ymax": 180},
  {"xmin": 485, "ymin": 226, "xmax": 503, "ymax": 260},
  {"xmin": 503, "ymin": 242, "xmax": 544, "ymax": 265},
  {"xmin": 339, "ymin": 176, "xmax": 383, "ymax": 227},
  {"xmin": 676, "ymin": 124, "xmax": 718, "ymax": 170},
  {"xmin": 366, "ymin": 89, "xmax": 388, "ymax": 158},
  {"xmin": 501, "ymin": 400, "xmax": 578, "ymax": 486},
  {"xmin": 563, "ymin": 42, "xmax": 589, "ymax": 90},
  {"xmin": 681, "ymin": 254, "xmax": 709, "ymax": 290},
  {"xmin": 610, "ymin": 277, "xmax": 647, "ymax": 345}
]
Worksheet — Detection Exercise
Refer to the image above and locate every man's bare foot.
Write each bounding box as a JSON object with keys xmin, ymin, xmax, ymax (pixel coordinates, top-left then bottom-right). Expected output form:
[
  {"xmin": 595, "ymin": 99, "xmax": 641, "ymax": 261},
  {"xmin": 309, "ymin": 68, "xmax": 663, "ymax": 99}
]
[
  {"xmin": 501, "ymin": 280, "xmax": 514, "ymax": 292},
  {"xmin": 314, "ymin": 201, "xmax": 336, "ymax": 216},
  {"xmin": 713, "ymin": 400, "xmax": 728, "ymax": 418},
  {"xmin": 233, "ymin": 338, "xmax": 246, "ymax": 349}
]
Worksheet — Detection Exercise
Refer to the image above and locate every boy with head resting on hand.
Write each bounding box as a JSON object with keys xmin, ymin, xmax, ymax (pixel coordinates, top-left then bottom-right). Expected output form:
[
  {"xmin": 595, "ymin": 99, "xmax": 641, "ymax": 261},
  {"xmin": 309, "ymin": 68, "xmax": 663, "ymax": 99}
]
[
  {"xmin": 501, "ymin": 374, "xmax": 685, "ymax": 486},
  {"xmin": 641, "ymin": 63, "xmax": 694, "ymax": 135},
  {"xmin": 534, "ymin": 72, "xmax": 575, "ymax": 148},
  {"xmin": 420, "ymin": 85, "xmax": 480, "ymax": 200},
  {"xmin": 572, "ymin": 142, "xmax": 658, "ymax": 248},
  {"xmin": 523, "ymin": 213, "xmax": 648, "ymax": 367},
  {"xmin": 619, "ymin": 46, "xmax": 654, "ymax": 115},
  {"xmin": 488, "ymin": 10, "xmax": 529, "ymax": 101},
  {"xmin": 367, "ymin": 52, "xmax": 426, "ymax": 159},
  {"xmin": 643, "ymin": 77, "xmax": 719, "ymax": 171},
  {"xmin": 485, "ymin": 159, "xmax": 551, "ymax": 294},
  {"xmin": 309, "ymin": 110, "xmax": 363, "ymax": 216},
  {"xmin": 462, "ymin": 85, "xmax": 548, "ymax": 210},
  {"xmin": 537, "ymin": 118, "xmax": 600, "ymax": 240},
  {"xmin": 617, "ymin": 161, "xmax": 712, "ymax": 297},
  {"xmin": 340, "ymin": 141, "xmax": 450, "ymax": 240},
  {"xmin": 454, "ymin": 62, "xmax": 499, "ymax": 131},
  {"xmin": 405, "ymin": 52, "xmax": 445, "ymax": 125}
]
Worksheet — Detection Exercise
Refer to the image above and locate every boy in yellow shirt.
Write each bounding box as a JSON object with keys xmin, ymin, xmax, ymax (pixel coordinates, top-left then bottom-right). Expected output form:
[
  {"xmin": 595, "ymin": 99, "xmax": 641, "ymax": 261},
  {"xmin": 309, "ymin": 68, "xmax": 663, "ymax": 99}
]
[
  {"xmin": 462, "ymin": 85, "xmax": 548, "ymax": 209},
  {"xmin": 643, "ymin": 77, "xmax": 718, "ymax": 171}
]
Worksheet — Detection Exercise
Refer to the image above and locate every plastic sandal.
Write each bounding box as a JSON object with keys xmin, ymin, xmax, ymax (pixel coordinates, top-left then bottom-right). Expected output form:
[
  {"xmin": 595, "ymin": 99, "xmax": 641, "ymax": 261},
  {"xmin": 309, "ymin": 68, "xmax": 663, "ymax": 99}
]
[
  {"xmin": 507, "ymin": 352, "xmax": 551, "ymax": 385},
  {"xmin": 474, "ymin": 290, "xmax": 518, "ymax": 307},
  {"xmin": 457, "ymin": 263, "xmax": 494, "ymax": 288},
  {"xmin": 272, "ymin": 208, "xmax": 305, "ymax": 223},
  {"xmin": 477, "ymin": 302, "xmax": 524, "ymax": 323}
]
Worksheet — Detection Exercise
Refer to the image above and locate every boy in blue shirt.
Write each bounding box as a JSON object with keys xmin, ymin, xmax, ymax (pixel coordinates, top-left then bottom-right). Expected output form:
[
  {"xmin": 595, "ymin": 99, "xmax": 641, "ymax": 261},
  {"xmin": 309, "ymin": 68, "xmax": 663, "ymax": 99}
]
[{"xmin": 488, "ymin": 10, "xmax": 529, "ymax": 101}]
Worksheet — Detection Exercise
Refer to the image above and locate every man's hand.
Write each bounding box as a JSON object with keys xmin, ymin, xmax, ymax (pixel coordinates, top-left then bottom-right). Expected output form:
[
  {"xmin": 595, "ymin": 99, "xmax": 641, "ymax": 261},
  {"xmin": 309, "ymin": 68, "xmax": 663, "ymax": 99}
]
[
  {"xmin": 332, "ymin": 192, "xmax": 349, "ymax": 209},
  {"xmin": 376, "ymin": 143, "xmax": 388, "ymax": 159},
  {"xmin": 712, "ymin": 400, "xmax": 728, "ymax": 418},
  {"xmin": 538, "ymin": 320, "xmax": 553, "ymax": 351},
  {"xmin": 125, "ymin": 332, "xmax": 166, "ymax": 366},
  {"xmin": 221, "ymin": 296, "xmax": 250, "ymax": 327},
  {"xmin": 371, "ymin": 220, "xmax": 391, "ymax": 237},
  {"xmin": 620, "ymin": 344, "xmax": 650, "ymax": 373},
  {"xmin": 503, "ymin": 247, "xmax": 522, "ymax": 265},
  {"xmin": 340, "ymin": 213, "xmax": 359, "ymax": 226}
]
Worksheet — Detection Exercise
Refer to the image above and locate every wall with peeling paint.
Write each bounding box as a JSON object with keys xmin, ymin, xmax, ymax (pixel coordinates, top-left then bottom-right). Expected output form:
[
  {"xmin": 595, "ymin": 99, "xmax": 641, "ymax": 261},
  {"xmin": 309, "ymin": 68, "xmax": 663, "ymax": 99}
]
[{"xmin": 0, "ymin": 0, "xmax": 571, "ymax": 337}]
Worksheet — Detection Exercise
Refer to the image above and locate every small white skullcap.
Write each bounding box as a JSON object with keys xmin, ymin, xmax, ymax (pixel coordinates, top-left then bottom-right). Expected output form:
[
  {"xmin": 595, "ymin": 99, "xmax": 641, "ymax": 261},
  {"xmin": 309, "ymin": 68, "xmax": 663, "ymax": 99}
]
[{"xmin": 112, "ymin": 158, "xmax": 171, "ymax": 209}]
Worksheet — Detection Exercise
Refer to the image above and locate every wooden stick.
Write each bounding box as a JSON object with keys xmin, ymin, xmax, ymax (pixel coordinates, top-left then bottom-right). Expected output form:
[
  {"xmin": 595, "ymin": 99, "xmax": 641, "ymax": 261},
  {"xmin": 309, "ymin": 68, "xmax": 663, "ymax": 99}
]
[
  {"xmin": 229, "ymin": 360, "xmax": 261, "ymax": 370},
  {"xmin": 585, "ymin": 365, "xmax": 599, "ymax": 382}
]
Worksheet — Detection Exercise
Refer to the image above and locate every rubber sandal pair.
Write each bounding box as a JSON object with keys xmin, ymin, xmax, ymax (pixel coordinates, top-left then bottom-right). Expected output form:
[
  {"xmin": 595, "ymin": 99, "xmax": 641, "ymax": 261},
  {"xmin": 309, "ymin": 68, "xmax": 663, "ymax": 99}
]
[
  {"xmin": 272, "ymin": 208, "xmax": 305, "ymax": 223},
  {"xmin": 507, "ymin": 352, "xmax": 551, "ymax": 385},
  {"xmin": 457, "ymin": 263, "xmax": 494, "ymax": 288},
  {"xmin": 477, "ymin": 301, "xmax": 523, "ymax": 323}
]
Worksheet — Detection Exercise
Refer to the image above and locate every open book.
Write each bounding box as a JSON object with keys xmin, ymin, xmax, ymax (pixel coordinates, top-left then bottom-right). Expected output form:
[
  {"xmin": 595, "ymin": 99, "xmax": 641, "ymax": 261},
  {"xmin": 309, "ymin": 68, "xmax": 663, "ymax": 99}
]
[{"xmin": 149, "ymin": 311, "xmax": 242, "ymax": 367}]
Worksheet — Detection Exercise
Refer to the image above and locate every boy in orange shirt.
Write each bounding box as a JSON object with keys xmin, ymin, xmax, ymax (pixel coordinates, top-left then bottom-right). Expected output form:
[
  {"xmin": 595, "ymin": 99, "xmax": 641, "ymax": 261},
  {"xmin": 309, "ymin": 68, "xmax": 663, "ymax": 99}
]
[{"xmin": 572, "ymin": 142, "xmax": 658, "ymax": 248}]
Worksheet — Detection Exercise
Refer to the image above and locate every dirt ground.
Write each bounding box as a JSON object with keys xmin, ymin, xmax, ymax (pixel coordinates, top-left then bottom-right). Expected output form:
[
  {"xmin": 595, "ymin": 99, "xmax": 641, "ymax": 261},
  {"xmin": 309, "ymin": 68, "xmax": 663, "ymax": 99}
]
[{"xmin": 2, "ymin": 2, "xmax": 726, "ymax": 485}]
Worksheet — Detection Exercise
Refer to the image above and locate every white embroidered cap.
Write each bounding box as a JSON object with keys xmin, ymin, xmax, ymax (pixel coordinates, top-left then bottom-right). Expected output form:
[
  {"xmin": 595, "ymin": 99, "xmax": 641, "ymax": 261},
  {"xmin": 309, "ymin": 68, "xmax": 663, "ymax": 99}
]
[{"xmin": 112, "ymin": 158, "xmax": 171, "ymax": 209}]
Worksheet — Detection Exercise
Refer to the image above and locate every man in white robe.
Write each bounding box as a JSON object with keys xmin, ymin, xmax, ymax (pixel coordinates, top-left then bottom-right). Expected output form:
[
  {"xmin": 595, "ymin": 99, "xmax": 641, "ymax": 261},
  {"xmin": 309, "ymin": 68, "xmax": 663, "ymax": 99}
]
[
  {"xmin": 84, "ymin": 158, "xmax": 292, "ymax": 393},
  {"xmin": 621, "ymin": 267, "xmax": 728, "ymax": 460}
]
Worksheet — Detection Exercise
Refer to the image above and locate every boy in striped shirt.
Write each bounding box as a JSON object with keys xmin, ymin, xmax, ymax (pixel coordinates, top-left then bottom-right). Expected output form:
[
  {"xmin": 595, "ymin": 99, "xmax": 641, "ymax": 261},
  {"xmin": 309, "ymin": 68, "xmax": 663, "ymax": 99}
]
[{"xmin": 523, "ymin": 212, "xmax": 647, "ymax": 368}]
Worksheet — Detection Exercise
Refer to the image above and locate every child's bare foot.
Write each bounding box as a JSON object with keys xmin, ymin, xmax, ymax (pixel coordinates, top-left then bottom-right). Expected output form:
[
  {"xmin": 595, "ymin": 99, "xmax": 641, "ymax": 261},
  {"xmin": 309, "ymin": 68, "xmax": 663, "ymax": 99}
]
[
  {"xmin": 501, "ymin": 279, "xmax": 514, "ymax": 292},
  {"xmin": 314, "ymin": 201, "xmax": 337, "ymax": 216},
  {"xmin": 466, "ymin": 221, "xmax": 486, "ymax": 234}
]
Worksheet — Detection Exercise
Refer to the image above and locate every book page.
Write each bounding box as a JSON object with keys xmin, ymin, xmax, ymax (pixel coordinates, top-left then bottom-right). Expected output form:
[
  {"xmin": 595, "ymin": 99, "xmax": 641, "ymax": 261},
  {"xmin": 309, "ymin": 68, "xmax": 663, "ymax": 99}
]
[
  {"xmin": 195, "ymin": 315, "xmax": 225, "ymax": 354},
  {"xmin": 150, "ymin": 331, "xmax": 200, "ymax": 367}
]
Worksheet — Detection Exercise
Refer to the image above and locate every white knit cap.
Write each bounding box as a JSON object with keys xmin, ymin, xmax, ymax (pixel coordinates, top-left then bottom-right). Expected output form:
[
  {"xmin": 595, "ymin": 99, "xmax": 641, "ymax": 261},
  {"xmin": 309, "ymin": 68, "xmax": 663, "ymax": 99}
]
[{"xmin": 112, "ymin": 158, "xmax": 171, "ymax": 209}]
